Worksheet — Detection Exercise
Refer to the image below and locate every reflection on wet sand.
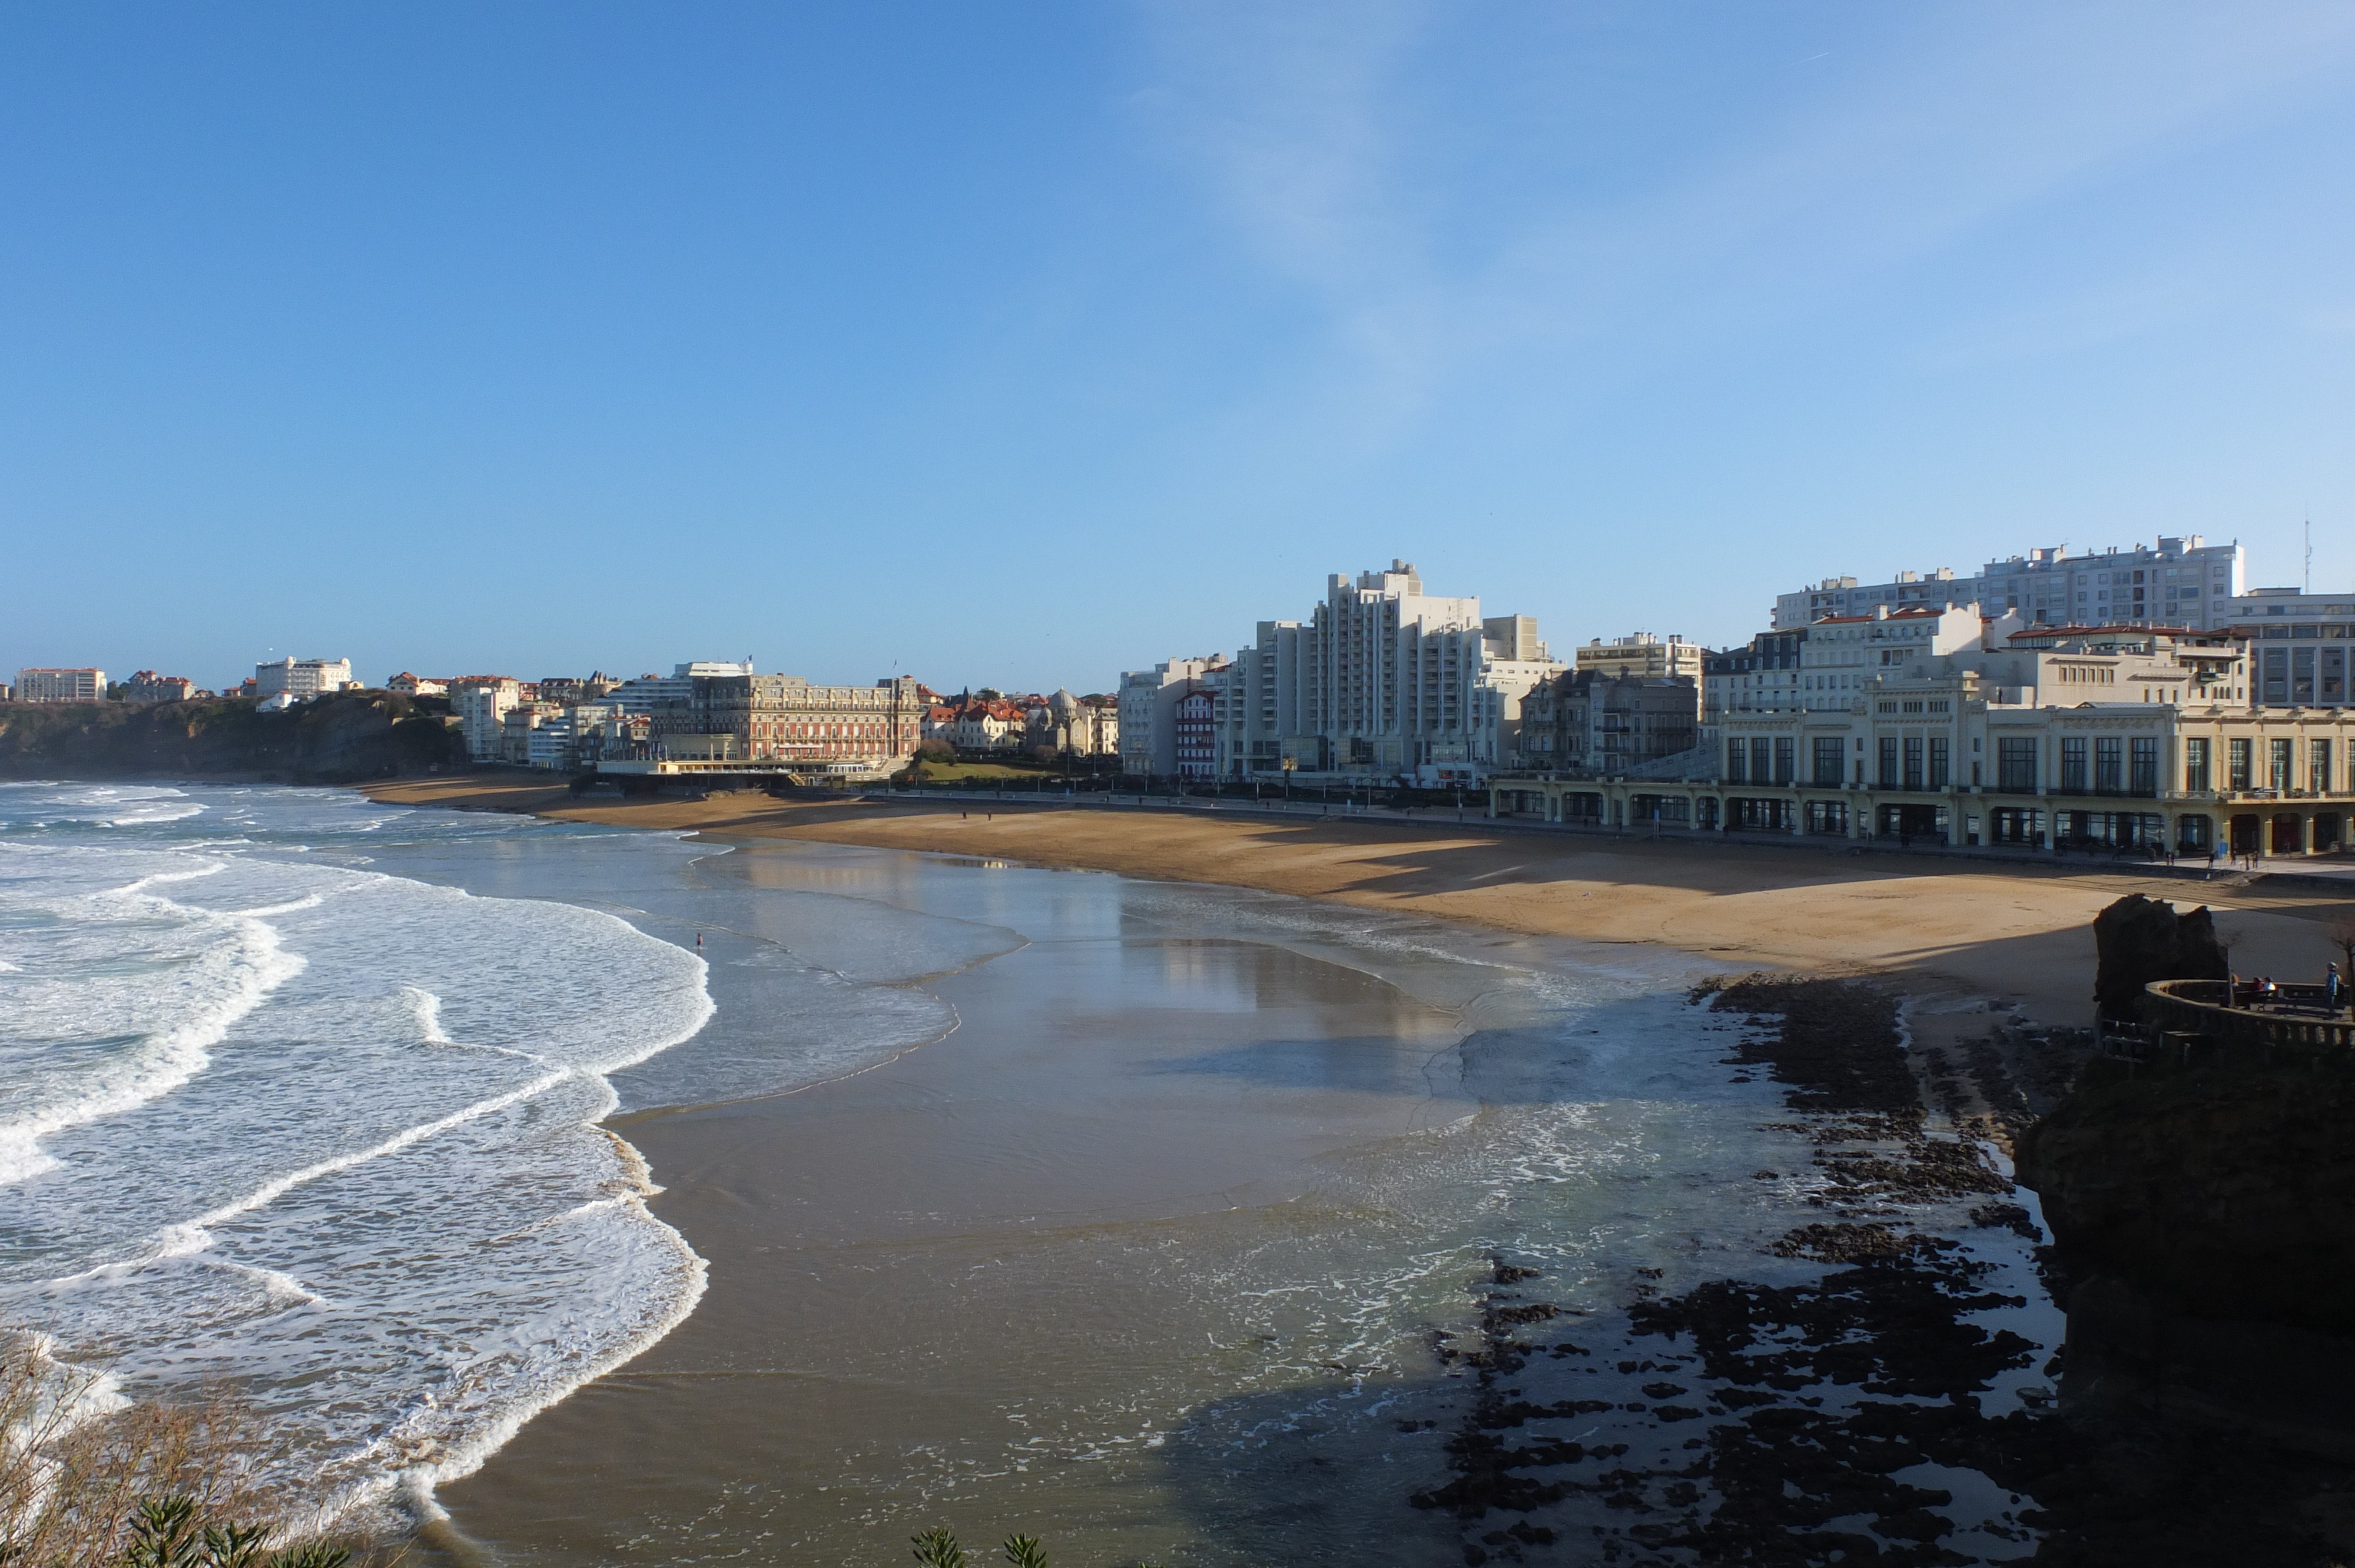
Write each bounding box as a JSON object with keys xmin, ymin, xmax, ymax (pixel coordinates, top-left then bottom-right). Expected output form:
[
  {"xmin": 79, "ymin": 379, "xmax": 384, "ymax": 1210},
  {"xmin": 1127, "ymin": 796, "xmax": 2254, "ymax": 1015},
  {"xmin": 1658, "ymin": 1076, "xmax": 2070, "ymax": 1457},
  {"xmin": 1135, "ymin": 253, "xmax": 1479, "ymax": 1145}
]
[{"xmin": 423, "ymin": 841, "xmax": 2059, "ymax": 1566}]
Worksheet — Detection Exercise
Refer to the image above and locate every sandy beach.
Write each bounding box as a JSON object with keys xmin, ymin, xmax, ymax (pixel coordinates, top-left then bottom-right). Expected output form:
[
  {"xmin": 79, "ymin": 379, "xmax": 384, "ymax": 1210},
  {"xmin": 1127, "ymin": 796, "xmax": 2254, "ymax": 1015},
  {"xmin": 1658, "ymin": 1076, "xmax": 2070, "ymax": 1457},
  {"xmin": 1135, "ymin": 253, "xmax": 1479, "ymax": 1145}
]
[
  {"xmin": 361, "ymin": 775, "xmax": 2355, "ymax": 1031},
  {"xmin": 350, "ymin": 776, "xmax": 2355, "ymax": 1563}
]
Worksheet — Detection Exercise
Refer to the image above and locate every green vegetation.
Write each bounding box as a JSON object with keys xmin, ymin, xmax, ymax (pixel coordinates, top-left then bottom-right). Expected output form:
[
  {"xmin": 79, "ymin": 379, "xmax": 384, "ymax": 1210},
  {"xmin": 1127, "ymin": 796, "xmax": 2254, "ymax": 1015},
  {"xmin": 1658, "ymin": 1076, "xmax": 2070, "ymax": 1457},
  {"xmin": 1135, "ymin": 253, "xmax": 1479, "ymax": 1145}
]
[
  {"xmin": 1, "ymin": 1334, "xmax": 367, "ymax": 1567},
  {"xmin": 0, "ymin": 694, "xmax": 465, "ymax": 783},
  {"xmin": 120, "ymin": 1496, "xmax": 349, "ymax": 1567},
  {"xmin": 904, "ymin": 760, "xmax": 1058, "ymax": 784},
  {"xmin": 908, "ymin": 1528, "xmax": 1165, "ymax": 1568},
  {"xmin": 909, "ymin": 1529, "xmax": 1064, "ymax": 1568}
]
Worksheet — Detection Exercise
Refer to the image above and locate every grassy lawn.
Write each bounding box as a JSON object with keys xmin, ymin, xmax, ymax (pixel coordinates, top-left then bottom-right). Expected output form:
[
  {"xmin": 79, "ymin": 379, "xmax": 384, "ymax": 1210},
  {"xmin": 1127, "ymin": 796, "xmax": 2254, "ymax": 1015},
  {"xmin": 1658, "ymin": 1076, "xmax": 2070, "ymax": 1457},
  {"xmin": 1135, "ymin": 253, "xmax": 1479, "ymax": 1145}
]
[{"xmin": 907, "ymin": 761, "xmax": 1062, "ymax": 783}]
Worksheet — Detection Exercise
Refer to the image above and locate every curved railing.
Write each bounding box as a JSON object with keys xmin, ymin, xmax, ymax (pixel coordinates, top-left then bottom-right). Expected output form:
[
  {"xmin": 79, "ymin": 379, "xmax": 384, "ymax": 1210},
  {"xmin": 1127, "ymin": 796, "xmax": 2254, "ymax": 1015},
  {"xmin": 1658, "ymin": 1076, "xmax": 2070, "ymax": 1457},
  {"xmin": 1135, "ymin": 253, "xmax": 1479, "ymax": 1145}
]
[{"xmin": 2144, "ymin": 978, "xmax": 2355, "ymax": 1051}]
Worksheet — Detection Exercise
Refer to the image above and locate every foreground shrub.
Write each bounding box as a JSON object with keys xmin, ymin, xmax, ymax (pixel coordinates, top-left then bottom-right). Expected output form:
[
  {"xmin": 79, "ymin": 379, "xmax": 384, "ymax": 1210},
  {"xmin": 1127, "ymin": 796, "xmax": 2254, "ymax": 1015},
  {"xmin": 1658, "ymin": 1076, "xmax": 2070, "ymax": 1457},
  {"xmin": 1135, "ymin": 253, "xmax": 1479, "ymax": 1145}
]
[{"xmin": 0, "ymin": 1333, "xmax": 366, "ymax": 1566}]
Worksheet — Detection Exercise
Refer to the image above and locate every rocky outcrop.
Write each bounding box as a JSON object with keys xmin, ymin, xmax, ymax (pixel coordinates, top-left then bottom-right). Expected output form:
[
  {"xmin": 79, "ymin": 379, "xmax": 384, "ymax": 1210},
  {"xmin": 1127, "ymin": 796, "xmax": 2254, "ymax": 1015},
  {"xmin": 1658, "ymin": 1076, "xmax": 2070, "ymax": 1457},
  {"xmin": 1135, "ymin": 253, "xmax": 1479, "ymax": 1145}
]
[
  {"xmin": 2021, "ymin": 891, "xmax": 2355, "ymax": 1465},
  {"xmin": 2090, "ymin": 893, "xmax": 2228, "ymax": 1021},
  {"xmin": 0, "ymin": 694, "xmax": 466, "ymax": 783},
  {"xmin": 2018, "ymin": 1053, "xmax": 2355, "ymax": 1339}
]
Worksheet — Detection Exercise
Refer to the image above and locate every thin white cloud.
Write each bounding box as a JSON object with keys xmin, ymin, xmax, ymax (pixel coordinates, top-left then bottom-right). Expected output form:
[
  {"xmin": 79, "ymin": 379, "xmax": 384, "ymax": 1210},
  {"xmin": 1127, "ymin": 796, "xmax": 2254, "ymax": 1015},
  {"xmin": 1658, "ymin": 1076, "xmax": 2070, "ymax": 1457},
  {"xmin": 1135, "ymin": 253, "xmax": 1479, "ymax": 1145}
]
[{"xmin": 1129, "ymin": 2, "xmax": 2355, "ymax": 418}]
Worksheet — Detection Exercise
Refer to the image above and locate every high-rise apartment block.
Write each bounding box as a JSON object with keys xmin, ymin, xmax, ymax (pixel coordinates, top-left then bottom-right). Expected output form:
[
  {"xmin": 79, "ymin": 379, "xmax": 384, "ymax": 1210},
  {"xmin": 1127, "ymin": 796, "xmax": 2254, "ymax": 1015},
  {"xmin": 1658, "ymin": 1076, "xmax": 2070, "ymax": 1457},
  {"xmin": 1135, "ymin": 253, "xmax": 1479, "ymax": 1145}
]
[
  {"xmin": 14, "ymin": 668, "xmax": 105, "ymax": 703},
  {"xmin": 1774, "ymin": 537, "xmax": 2245, "ymax": 632},
  {"xmin": 1122, "ymin": 562, "xmax": 1561, "ymax": 784}
]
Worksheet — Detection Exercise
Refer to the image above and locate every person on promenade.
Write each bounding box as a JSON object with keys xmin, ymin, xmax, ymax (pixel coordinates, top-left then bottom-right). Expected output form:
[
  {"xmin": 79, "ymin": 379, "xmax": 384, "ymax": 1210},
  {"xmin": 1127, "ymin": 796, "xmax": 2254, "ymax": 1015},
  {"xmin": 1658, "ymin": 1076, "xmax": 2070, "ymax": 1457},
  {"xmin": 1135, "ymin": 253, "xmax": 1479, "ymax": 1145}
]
[{"xmin": 2330, "ymin": 963, "xmax": 2347, "ymax": 1015}]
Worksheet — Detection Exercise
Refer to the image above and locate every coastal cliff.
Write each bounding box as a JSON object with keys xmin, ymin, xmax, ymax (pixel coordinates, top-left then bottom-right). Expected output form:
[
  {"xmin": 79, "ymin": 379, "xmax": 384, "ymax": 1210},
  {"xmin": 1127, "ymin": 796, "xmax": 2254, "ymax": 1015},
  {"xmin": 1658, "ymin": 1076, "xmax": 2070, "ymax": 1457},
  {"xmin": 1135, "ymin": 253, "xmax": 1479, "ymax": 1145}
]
[
  {"xmin": 2016, "ymin": 895, "xmax": 2355, "ymax": 1463},
  {"xmin": 2019, "ymin": 1051, "xmax": 2355, "ymax": 1340},
  {"xmin": 0, "ymin": 695, "xmax": 466, "ymax": 783}
]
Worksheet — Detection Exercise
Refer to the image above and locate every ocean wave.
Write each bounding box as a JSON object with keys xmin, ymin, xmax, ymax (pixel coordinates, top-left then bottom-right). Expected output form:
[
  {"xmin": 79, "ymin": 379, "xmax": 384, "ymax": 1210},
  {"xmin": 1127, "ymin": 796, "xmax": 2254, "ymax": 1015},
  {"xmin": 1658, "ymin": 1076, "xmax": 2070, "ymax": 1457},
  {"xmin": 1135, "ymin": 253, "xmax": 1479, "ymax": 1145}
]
[{"xmin": 0, "ymin": 785, "xmax": 719, "ymax": 1534}]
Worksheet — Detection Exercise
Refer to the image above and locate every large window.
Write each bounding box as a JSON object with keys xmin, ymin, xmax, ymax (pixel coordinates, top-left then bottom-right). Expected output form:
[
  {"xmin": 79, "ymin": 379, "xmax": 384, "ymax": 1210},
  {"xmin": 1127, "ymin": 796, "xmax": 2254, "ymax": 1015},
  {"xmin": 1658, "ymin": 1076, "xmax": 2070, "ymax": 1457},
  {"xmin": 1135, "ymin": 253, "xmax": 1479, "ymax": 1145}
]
[
  {"xmin": 1998, "ymin": 737, "xmax": 2038, "ymax": 792},
  {"xmin": 1929, "ymin": 736, "xmax": 1950, "ymax": 790},
  {"xmin": 1812, "ymin": 735, "xmax": 1845, "ymax": 787},
  {"xmin": 1773, "ymin": 736, "xmax": 1794, "ymax": 785},
  {"xmin": 1902, "ymin": 735, "xmax": 1923, "ymax": 790},
  {"xmin": 2095, "ymin": 736, "xmax": 2123, "ymax": 794},
  {"xmin": 2130, "ymin": 737, "xmax": 2158, "ymax": 796},
  {"xmin": 1878, "ymin": 736, "xmax": 1899, "ymax": 789},
  {"xmin": 2184, "ymin": 737, "xmax": 2211, "ymax": 793},
  {"xmin": 2271, "ymin": 738, "xmax": 2293, "ymax": 790},
  {"xmin": 1727, "ymin": 738, "xmax": 1747, "ymax": 782},
  {"xmin": 2230, "ymin": 738, "xmax": 2252, "ymax": 790},
  {"xmin": 2061, "ymin": 736, "xmax": 2088, "ymax": 793},
  {"xmin": 1991, "ymin": 806, "xmax": 2043, "ymax": 843},
  {"xmin": 1751, "ymin": 738, "xmax": 1772, "ymax": 783},
  {"xmin": 2314, "ymin": 739, "xmax": 2334, "ymax": 796}
]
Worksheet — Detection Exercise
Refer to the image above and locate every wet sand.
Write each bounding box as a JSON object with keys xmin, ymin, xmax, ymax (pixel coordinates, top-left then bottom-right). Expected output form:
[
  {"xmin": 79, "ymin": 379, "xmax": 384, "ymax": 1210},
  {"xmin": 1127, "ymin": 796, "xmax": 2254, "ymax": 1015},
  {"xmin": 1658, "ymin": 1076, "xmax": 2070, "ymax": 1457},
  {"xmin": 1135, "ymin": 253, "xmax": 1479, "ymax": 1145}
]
[
  {"xmin": 362, "ymin": 776, "xmax": 2355, "ymax": 1029},
  {"xmin": 367, "ymin": 780, "xmax": 2355, "ymax": 1563},
  {"xmin": 424, "ymin": 838, "xmax": 1745, "ymax": 1565}
]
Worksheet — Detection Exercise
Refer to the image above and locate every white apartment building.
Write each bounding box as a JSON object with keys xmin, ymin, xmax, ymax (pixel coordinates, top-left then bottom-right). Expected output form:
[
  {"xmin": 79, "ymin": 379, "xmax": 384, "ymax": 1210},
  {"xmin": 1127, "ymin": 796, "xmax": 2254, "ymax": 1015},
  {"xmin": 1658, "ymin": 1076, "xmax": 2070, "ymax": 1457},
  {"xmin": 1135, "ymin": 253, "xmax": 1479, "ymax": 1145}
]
[
  {"xmin": 1774, "ymin": 536, "xmax": 2246, "ymax": 632},
  {"xmin": 1795, "ymin": 604, "xmax": 1996, "ymax": 711},
  {"xmin": 2222, "ymin": 590, "xmax": 2355, "ymax": 710},
  {"xmin": 255, "ymin": 657, "xmax": 355, "ymax": 699},
  {"xmin": 14, "ymin": 668, "xmax": 105, "ymax": 703},
  {"xmin": 1157, "ymin": 564, "xmax": 1560, "ymax": 785},
  {"xmin": 449, "ymin": 677, "xmax": 522, "ymax": 762},
  {"xmin": 605, "ymin": 662, "xmax": 757, "ymax": 716},
  {"xmin": 1297, "ymin": 562, "xmax": 1560, "ymax": 781},
  {"xmin": 1576, "ymin": 633, "xmax": 1704, "ymax": 682},
  {"xmin": 1702, "ymin": 631, "xmax": 1807, "ymax": 721},
  {"xmin": 1118, "ymin": 656, "xmax": 1223, "ymax": 776}
]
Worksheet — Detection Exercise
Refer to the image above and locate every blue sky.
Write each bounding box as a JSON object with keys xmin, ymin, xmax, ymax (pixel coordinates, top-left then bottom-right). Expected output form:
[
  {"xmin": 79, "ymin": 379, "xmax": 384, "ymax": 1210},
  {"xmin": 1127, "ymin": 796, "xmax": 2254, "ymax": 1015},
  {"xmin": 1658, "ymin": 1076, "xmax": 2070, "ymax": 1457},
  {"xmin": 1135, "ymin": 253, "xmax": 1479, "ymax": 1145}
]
[{"xmin": 5, "ymin": 3, "xmax": 2352, "ymax": 694}]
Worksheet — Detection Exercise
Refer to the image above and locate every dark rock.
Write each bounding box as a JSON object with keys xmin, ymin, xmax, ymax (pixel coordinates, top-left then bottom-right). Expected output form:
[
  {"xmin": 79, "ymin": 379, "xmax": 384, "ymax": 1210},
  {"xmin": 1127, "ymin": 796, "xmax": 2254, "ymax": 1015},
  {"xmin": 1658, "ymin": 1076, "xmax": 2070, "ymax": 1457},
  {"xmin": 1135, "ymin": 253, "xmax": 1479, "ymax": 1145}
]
[{"xmin": 2091, "ymin": 893, "xmax": 2228, "ymax": 1021}]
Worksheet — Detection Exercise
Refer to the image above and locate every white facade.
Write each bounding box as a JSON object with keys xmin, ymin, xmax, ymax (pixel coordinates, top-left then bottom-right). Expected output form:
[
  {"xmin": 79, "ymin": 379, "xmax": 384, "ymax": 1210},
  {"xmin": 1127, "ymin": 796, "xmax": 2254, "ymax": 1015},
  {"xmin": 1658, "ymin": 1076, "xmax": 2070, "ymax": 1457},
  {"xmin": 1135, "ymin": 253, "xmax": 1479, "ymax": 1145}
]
[
  {"xmin": 1774, "ymin": 537, "xmax": 2245, "ymax": 632},
  {"xmin": 450, "ymin": 679, "xmax": 521, "ymax": 762},
  {"xmin": 254, "ymin": 657, "xmax": 354, "ymax": 699},
  {"xmin": 2222, "ymin": 589, "xmax": 2355, "ymax": 709},
  {"xmin": 1298, "ymin": 563, "xmax": 1560, "ymax": 780},
  {"xmin": 14, "ymin": 668, "xmax": 105, "ymax": 703},
  {"xmin": 1118, "ymin": 657, "xmax": 1221, "ymax": 776},
  {"xmin": 1795, "ymin": 604, "xmax": 2002, "ymax": 711},
  {"xmin": 605, "ymin": 661, "xmax": 756, "ymax": 717},
  {"xmin": 1576, "ymin": 633, "xmax": 1703, "ymax": 682},
  {"xmin": 1163, "ymin": 563, "xmax": 1560, "ymax": 783}
]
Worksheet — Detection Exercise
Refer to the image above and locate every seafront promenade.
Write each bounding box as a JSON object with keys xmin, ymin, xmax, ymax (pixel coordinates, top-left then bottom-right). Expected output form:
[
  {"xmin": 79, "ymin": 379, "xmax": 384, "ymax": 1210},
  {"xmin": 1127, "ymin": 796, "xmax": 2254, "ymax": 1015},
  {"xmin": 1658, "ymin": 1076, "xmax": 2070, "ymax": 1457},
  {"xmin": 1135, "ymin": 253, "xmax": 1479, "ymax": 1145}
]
[{"xmin": 882, "ymin": 782, "xmax": 2355, "ymax": 887}]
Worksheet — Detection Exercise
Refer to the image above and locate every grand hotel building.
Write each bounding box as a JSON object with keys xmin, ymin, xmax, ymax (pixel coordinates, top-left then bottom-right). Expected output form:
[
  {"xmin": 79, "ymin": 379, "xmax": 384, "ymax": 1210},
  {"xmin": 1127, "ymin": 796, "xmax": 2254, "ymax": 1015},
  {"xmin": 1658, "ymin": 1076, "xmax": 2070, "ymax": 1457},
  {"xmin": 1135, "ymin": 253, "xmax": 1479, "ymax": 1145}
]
[{"xmin": 641, "ymin": 670, "xmax": 926, "ymax": 769}]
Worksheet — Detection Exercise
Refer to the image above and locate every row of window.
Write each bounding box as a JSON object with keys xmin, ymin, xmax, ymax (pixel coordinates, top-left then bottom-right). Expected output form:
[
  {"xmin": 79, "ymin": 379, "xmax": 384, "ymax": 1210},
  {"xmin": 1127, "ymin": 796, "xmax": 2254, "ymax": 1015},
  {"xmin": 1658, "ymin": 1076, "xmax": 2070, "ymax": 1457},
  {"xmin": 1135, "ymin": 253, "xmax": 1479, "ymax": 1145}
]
[
  {"xmin": 2182, "ymin": 736, "xmax": 2339, "ymax": 795},
  {"xmin": 1723, "ymin": 733, "xmax": 2350, "ymax": 797}
]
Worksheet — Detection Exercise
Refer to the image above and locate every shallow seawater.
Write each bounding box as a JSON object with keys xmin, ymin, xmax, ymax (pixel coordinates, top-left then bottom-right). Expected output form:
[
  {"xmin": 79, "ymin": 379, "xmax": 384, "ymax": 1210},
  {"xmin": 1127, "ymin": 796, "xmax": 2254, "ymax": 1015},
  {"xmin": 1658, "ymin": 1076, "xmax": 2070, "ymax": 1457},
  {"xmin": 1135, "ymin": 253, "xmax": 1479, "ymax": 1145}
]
[
  {"xmin": 3, "ymin": 786, "xmax": 2061, "ymax": 1562},
  {"xmin": 0, "ymin": 783, "xmax": 714, "ymax": 1529},
  {"xmin": 429, "ymin": 838, "xmax": 2061, "ymax": 1566}
]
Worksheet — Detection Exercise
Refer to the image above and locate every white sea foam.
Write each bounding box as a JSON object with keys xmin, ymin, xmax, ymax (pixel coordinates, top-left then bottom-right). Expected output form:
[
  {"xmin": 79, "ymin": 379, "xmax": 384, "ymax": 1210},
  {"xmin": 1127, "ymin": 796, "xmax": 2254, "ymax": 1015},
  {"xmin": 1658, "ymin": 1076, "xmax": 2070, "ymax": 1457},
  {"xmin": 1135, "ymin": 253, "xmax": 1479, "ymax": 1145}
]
[
  {"xmin": 0, "ymin": 869, "xmax": 309, "ymax": 1184},
  {"xmin": 0, "ymin": 783, "xmax": 721, "ymax": 1532}
]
